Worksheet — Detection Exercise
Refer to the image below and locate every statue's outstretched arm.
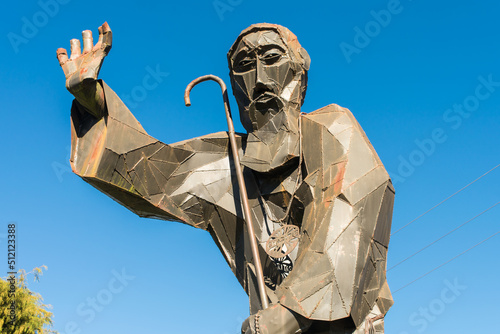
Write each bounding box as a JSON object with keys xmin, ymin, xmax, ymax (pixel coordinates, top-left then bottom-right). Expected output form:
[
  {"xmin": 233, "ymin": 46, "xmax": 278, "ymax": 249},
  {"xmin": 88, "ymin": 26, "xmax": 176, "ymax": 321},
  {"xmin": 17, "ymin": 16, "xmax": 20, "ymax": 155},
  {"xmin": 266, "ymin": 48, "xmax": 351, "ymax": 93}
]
[{"xmin": 57, "ymin": 23, "xmax": 234, "ymax": 228}]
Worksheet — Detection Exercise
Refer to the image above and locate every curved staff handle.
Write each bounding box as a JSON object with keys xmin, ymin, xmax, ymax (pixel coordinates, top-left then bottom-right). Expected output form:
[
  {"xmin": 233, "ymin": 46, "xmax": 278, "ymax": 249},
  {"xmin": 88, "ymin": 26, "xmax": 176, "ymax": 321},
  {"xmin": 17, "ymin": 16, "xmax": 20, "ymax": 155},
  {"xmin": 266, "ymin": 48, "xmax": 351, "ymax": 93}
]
[{"xmin": 184, "ymin": 74, "xmax": 269, "ymax": 311}]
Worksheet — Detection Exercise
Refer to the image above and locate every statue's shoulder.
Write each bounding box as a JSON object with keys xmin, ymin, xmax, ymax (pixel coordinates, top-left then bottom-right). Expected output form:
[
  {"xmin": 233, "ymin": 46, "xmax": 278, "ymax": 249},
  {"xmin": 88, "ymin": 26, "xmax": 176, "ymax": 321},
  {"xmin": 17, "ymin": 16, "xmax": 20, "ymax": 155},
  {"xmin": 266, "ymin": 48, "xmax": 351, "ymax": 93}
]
[
  {"xmin": 302, "ymin": 103, "xmax": 359, "ymax": 129},
  {"xmin": 306, "ymin": 103, "xmax": 349, "ymax": 116},
  {"xmin": 302, "ymin": 103, "xmax": 386, "ymax": 167}
]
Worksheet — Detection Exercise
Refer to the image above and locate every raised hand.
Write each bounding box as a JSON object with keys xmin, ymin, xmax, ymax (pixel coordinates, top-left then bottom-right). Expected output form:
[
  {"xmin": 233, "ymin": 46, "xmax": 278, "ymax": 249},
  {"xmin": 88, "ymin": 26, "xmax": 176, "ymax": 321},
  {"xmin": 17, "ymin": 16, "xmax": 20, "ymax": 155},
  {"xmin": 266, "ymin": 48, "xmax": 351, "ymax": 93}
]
[
  {"xmin": 57, "ymin": 22, "xmax": 112, "ymax": 93},
  {"xmin": 56, "ymin": 22, "xmax": 112, "ymax": 117}
]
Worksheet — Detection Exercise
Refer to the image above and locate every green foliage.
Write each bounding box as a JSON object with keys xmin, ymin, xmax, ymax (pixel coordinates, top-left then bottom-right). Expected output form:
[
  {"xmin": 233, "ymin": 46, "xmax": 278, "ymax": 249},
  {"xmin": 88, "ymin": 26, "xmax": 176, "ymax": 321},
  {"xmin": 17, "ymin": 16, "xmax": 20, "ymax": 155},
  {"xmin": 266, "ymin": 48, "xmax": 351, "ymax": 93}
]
[{"xmin": 0, "ymin": 266, "xmax": 58, "ymax": 334}]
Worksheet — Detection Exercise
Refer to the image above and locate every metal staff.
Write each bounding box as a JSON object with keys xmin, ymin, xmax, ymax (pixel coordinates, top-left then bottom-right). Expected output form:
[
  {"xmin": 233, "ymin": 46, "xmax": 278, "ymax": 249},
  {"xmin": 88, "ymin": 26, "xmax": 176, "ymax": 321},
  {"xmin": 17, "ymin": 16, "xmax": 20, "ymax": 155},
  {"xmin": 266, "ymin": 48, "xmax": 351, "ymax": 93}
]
[{"xmin": 184, "ymin": 74, "xmax": 269, "ymax": 310}]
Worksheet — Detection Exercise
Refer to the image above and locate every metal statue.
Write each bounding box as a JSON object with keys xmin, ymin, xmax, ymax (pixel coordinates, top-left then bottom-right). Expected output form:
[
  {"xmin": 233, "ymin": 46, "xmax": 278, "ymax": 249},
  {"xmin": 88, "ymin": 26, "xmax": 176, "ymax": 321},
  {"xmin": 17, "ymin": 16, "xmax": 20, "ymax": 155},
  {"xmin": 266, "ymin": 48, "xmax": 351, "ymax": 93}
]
[{"xmin": 57, "ymin": 22, "xmax": 395, "ymax": 333}]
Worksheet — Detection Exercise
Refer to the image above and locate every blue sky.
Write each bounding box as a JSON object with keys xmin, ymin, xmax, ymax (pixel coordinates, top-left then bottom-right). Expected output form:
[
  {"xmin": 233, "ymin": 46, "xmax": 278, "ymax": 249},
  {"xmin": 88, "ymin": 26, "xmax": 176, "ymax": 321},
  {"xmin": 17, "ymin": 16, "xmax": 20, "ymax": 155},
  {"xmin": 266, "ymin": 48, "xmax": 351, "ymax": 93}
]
[{"xmin": 1, "ymin": 0, "xmax": 499, "ymax": 333}]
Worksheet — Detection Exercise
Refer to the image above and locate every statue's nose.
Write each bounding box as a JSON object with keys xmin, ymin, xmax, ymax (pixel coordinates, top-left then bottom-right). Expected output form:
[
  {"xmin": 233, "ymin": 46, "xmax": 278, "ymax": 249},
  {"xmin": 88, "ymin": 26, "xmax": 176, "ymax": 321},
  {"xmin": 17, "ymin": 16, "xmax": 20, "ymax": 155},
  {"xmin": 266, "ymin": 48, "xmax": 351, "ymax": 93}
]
[{"xmin": 255, "ymin": 59, "xmax": 270, "ymax": 86}]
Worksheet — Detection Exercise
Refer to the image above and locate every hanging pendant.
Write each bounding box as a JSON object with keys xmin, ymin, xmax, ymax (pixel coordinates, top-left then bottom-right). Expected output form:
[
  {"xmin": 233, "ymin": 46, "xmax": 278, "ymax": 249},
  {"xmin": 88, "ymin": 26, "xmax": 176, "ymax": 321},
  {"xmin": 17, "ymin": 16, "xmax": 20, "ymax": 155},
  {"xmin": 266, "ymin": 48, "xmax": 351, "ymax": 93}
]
[{"xmin": 265, "ymin": 225, "xmax": 300, "ymax": 258}]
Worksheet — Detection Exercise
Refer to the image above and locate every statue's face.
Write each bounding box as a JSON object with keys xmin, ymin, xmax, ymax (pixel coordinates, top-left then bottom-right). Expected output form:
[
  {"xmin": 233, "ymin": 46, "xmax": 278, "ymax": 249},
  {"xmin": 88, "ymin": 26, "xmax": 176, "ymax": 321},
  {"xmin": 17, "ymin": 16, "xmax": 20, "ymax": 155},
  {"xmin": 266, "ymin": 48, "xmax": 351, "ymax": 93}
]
[{"xmin": 229, "ymin": 30, "xmax": 304, "ymax": 133}]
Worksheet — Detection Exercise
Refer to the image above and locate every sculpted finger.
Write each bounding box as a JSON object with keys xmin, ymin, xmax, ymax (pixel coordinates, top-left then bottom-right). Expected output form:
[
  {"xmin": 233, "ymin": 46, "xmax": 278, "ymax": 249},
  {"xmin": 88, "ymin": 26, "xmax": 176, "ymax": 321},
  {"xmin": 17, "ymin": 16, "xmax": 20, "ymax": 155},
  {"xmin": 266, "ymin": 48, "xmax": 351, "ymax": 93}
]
[
  {"xmin": 82, "ymin": 30, "xmax": 93, "ymax": 54},
  {"xmin": 96, "ymin": 25, "xmax": 103, "ymax": 47},
  {"xmin": 57, "ymin": 47, "xmax": 68, "ymax": 66},
  {"xmin": 70, "ymin": 39, "xmax": 81, "ymax": 59},
  {"xmin": 98, "ymin": 22, "xmax": 112, "ymax": 52}
]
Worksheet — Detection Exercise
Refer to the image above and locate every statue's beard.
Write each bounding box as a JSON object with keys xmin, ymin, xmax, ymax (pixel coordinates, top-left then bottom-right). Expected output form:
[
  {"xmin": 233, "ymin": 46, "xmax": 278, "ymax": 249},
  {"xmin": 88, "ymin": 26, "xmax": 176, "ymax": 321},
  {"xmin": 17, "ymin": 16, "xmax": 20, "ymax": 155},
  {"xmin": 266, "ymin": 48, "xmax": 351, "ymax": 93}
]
[{"xmin": 240, "ymin": 94, "xmax": 300, "ymax": 173}]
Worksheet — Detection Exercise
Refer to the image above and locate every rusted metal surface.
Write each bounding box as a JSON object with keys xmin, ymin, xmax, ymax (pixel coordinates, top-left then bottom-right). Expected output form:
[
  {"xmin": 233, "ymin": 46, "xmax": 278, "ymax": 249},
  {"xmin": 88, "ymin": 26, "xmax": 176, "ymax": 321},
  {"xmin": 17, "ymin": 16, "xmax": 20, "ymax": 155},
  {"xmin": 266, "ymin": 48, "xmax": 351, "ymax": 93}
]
[{"xmin": 58, "ymin": 22, "xmax": 395, "ymax": 334}]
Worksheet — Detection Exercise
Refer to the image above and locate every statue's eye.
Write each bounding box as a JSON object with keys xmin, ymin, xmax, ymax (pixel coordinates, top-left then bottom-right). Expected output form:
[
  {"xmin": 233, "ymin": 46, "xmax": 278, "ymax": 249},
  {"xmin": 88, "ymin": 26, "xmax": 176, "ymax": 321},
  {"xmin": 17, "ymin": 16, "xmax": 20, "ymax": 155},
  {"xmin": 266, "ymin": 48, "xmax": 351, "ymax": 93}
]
[
  {"xmin": 237, "ymin": 58, "xmax": 254, "ymax": 70},
  {"xmin": 261, "ymin": 52, "xmax": 282, "ymax": 65}
]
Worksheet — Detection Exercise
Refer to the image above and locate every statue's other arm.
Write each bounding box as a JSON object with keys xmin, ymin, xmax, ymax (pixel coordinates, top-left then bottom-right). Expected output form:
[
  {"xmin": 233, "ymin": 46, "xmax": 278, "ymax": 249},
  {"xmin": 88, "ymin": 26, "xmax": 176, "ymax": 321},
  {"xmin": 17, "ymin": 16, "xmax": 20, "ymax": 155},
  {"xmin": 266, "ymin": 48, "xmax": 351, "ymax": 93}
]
[{"xmin": 277, "ymin": 104, "xmax": 394, "ymax": 326}]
